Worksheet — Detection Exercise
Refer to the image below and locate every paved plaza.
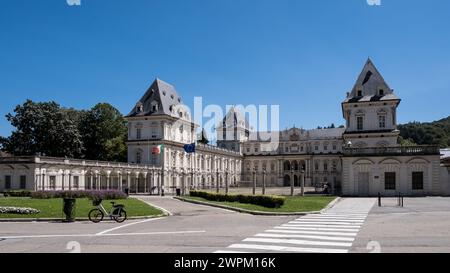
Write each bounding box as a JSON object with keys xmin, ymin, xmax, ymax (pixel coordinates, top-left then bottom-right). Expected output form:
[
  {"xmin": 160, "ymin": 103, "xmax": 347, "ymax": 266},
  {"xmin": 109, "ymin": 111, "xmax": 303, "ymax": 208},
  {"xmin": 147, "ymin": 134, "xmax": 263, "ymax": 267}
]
[{"xmin": 1, "ymin": 196, "xmax": 450, "ymax": 253}]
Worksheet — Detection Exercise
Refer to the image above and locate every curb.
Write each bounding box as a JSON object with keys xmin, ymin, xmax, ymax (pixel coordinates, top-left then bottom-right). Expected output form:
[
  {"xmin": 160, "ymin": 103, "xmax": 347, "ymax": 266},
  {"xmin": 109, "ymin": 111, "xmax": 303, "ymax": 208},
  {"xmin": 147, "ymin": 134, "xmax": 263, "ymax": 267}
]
[
  {"xmin": 174, "ymin": 196, "xmax": 340, "ymax": 216},
  {"xmin": 0, "ymin": 214, "xmax": 167, "ymax": 223}
]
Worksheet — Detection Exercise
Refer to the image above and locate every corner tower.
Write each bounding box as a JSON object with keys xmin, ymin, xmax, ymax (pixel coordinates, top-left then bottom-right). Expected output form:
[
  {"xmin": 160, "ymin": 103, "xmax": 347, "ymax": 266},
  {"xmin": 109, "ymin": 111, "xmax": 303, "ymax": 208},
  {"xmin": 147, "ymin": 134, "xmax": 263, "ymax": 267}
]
[{"xmin": 342, "ymin": 59, "xmax": 401, "ymax": 148}]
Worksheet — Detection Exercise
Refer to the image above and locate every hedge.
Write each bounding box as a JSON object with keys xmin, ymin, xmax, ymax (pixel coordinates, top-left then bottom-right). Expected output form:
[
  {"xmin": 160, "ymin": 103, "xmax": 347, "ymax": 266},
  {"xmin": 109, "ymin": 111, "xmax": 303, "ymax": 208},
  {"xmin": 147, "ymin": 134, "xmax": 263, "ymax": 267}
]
[
  {"xmin": 3, "ymin": 190, "xmax": 32, "ymax": 197},
  {"xmin": 190, "ymin": 191, "xmax": 285, "ymax": 208},
  {"xmin": 30, "ymin": 190, "xmax": 127, "ymax": 200}
]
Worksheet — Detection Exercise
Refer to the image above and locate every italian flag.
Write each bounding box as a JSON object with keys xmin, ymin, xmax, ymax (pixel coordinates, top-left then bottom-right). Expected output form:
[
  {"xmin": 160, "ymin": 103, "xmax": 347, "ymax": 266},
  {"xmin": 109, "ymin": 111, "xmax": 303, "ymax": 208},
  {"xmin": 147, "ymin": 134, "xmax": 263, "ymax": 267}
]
[{"xmin": 152, "ymin": 144, "xmax": 164, "ymax": 155}]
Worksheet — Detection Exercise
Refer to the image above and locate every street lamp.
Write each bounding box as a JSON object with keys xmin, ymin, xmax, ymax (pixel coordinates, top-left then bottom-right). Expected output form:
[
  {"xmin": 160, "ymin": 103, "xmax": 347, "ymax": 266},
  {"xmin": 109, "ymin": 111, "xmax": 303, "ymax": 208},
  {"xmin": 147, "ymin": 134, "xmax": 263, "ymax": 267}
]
[
  {"xmin": 216, "ymin": 170, "xmax": 220, "ymax": 194},
  {"xmin": 225, "ymin": 171, "xmax": 229, "ymax": 195},
  {"xmin": 262, "ymin": 167, "xmax": 266, "ymax": 195},
  {"xmin": 290, "ymin": 168, "xmax": 294, "ymax": 196},
  {"xmin": 252, "ymin": 167, "xmax": 257, "ymax": 195},
  {"xmin": 300, "ymin": 166, "xmax": 305, "ymax": 196}
]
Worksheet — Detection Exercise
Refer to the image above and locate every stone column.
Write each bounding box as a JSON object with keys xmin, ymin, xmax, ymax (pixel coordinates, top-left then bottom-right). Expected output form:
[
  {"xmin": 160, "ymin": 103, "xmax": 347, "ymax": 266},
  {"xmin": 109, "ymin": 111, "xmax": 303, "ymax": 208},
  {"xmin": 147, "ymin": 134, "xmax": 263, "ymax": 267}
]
[
  {"xmin": 69, "ymin": 173, "xmax": 72, "ymax": 191},
  {"xmin": 118, "ymin": 172, "xmax": 123, "ymax": 191}
]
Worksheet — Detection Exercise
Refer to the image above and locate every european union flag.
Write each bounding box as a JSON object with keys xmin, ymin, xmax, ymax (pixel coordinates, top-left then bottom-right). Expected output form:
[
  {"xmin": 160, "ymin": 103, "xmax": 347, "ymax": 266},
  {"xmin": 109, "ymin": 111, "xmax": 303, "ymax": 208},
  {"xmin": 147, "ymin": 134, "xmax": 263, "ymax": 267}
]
[{"xmin": 183, "ymin": 143, "xmax": 196, "ymax": 154}]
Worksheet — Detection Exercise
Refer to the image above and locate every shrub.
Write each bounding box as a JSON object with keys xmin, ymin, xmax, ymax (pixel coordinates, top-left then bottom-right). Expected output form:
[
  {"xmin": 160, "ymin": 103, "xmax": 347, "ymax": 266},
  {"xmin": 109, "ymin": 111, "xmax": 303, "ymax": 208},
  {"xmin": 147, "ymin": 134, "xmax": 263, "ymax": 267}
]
[
  {"xmin": 0, "ymin": 206, "xmax": 40, "ymax": 215},
  {"xmin": 30, "ymin": 190, "xmax": 127, "ymax": 200},
  {"xmin": 4, "ymin": 190, "xmax": 32, "ymax": 197},
  {"xmin": 189, "ymin": 191, "xmax": 285, "ymax": 208}
]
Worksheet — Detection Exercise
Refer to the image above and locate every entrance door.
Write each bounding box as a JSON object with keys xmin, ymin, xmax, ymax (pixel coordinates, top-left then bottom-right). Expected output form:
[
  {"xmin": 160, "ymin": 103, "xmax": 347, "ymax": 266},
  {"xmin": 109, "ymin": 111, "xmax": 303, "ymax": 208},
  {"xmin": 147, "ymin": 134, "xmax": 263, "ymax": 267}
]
[{"xmin": 358, "ymin": 172, "xmax": 369, "ymax": 196}]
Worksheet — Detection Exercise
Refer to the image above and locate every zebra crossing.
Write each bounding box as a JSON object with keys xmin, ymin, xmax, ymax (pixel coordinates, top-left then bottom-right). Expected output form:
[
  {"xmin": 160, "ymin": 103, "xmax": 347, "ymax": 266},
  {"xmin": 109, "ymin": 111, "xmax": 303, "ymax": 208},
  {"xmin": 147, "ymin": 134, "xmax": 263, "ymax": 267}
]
[{"xmin": 214, "ymin": 212, "xmax": 368, "ymax": 253}]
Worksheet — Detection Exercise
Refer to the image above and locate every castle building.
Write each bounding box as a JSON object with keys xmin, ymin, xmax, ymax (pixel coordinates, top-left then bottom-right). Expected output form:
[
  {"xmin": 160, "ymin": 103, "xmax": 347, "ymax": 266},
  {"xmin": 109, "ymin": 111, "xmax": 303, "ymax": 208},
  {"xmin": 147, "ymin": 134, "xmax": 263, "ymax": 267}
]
[{"xmin": 1, "ymin": 59, "xmax": 449, "ymax": 196}]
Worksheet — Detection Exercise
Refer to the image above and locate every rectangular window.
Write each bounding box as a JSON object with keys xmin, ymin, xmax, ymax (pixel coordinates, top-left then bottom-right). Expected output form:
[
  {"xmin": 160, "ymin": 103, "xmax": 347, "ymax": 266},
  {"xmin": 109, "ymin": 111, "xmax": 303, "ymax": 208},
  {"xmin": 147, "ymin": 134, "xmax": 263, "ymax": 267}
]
[
  {"xmin": 315, "ymin": 146, "xmax": 319, "ymax": 151},
  {"xmin": 324, "ymin": 163, "xmax": 328, "ymax": 171},
  {"xmin": 379, "ymin": 115, "xmax": 386, "ymax": 128},
  {"xmin": 136, "ymin": 128, "xmax": 142, "ymax": 140},
  {"xmin": 151, "ymin": 127, "xmax": 157, "ymax": 138},
  {"xmin": 324, "ymin": 145, "xmax": 328, "ymax": 151},
  {"xmin": 20, "ymin": 175, "xmax": 26, "ymax": 189},
  {"xmin": 385, "ymin": 172, "xmax": 396, "ymax": 190},
  {"xmin": 357, "ymin": 90, "xmax": 362, "ymax": 97},
  {"xmin": 151, "ymin": 154, "xmax": 157, "ymax": 165},
  {"xmin": 412, "ymin": 172, "xmax": 424, "ymax": 190},
  {"xmin": 333, "ymin": 145, "xmax": 337, "ymax": 150},
  {"xmin": 357, "ymin": 116, "xmax": 364, "ymax": 131},
  {"xmin": 73, "ymin": 176, "xmax": 79, "ymax": 190},
  {"xmin": 5, "ymin": 175, "xmax": 11, "ymax": 189},
  {"xmin": 49, "ymin": 176, "xmax": 56, "ymax": 190},
  {"xmin": 247, "ymin": 148, "xmax": 250, "ymax": 153},
  {"xmin": 255, "ymin": 148, "xmax": 258, "ymax": 153},
  {"xmin": 315, "ymin": 163, "xmax": 319, "ymax": 171}
]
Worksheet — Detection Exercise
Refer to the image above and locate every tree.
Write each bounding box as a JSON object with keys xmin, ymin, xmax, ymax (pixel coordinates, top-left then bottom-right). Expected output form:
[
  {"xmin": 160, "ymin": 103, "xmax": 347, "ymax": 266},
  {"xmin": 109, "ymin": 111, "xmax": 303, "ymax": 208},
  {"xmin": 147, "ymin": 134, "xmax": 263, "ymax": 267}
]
[
  {"xmin": 79, "ymin": 103, "xmax": 127, "ymax": 161},
  {"xmin": 0, "ymin": 100, "xmax": 83, "ymax": 157}
]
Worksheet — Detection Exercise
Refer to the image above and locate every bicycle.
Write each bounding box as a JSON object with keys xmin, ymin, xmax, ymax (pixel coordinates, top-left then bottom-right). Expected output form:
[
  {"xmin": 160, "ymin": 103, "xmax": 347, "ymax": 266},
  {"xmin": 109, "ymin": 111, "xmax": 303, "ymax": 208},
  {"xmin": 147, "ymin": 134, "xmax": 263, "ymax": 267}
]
[{"xmin": 88, "ymin": 199, "xmax": 127, "ymax": 223}]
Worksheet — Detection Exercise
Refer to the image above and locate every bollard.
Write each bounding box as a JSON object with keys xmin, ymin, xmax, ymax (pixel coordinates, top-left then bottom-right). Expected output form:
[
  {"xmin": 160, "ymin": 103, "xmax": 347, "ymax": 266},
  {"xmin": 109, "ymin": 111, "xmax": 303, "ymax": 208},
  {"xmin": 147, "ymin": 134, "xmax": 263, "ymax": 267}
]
[{"xmin": 378, "ymin": 193, "xmax": 381, "ymax": 207}]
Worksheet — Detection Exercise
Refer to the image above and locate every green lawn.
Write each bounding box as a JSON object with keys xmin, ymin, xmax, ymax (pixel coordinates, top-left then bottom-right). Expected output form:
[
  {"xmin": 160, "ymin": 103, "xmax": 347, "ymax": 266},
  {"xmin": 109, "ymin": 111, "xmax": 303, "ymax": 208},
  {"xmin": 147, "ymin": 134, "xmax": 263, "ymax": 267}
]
[
  {"xmin": 183, "ymin": 195, "xmax": 336, "ymax": 213},
  {"xmin": 0, "ymin": 197, "xmax": 163, "ymax": 219}
]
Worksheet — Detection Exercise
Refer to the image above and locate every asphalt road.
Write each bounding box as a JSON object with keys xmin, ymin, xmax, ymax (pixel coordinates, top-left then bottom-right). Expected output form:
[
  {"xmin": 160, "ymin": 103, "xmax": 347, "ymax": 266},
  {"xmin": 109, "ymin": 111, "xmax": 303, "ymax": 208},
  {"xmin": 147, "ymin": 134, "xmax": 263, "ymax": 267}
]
[
  {"xmin": 0, "ymin": 196, "xmax": 296, "ymax": 253},
  {"xmin": 1, "ymin": 196, "xmax": 450, "ymax": 253}
]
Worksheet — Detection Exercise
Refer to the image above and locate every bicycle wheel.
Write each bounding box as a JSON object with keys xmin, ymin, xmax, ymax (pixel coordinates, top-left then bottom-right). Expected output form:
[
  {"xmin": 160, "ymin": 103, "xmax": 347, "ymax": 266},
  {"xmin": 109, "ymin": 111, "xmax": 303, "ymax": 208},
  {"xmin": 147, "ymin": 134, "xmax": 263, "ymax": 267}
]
[
  {"xmin": 112, "ymin": 208, "xmax": 127, "ymax": 223},
  {"xmin": 88, "ymin": 209, "xmax": 104, "ymax": 223}
]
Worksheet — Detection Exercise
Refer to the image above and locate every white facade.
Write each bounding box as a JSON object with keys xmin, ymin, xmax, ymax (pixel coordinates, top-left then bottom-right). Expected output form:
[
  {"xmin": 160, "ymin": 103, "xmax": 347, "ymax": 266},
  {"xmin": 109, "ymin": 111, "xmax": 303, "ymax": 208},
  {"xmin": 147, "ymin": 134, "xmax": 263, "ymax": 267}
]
[{"xmin": 1, "ymin": 60, "xmax": 449, "ymax": 196}]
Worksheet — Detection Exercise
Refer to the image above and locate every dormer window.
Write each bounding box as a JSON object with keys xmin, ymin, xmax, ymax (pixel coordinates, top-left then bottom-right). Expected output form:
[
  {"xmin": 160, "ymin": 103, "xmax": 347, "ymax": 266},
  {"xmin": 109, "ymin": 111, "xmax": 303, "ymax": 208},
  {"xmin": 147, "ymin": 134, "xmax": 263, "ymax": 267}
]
[
  {"xmin": 357, "ymin": 90, "xmax": 362, "ymax": 97},
  {"xmin": 136, "ymin": 103, "xmax": 143, "ymax": 113},
  {"xmin": 170, "ymin": 94, "xmax": 174, "ymax": 99},
  {"xmin": 379, "ymin": 89, "xmax": 384, "ymax": 96}
]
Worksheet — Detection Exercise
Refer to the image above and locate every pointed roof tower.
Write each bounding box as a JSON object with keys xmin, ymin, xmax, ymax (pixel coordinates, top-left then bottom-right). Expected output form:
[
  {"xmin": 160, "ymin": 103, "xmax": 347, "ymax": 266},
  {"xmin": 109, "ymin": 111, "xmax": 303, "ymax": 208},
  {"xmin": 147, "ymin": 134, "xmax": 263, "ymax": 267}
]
[
  {"xmin": 126, "ymin": 78, "xmax": 186, "ymax": 118},
  {"xmin": 343, "ymin": 58, "xmax": 400, "ymax": 103}
]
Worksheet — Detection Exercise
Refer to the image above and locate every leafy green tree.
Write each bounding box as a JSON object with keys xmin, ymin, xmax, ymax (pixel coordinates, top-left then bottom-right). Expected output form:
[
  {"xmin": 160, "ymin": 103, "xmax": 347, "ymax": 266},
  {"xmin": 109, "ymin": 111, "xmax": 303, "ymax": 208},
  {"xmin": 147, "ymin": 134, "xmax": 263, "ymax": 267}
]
[
  {"xmin": 0, "ymin": 100, "xmax": 83, "ymax": 157},
  {"xmin": 79, "ymin": 103, "xmax": 127, "ymax": 161}
]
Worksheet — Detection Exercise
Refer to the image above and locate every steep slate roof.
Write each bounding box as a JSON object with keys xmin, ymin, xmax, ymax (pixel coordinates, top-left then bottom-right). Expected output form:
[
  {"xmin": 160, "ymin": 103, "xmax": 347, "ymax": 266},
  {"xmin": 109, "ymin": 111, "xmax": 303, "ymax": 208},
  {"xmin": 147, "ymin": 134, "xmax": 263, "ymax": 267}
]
[
  {"xmin": 343, "ymin": 58, "xmax": 400, "ymax": 103},
  {"xmin": 127, "ymin": 78, "xmax": 184, "ymax": 118},
  {"xmin": 218, "ymin": 106, "xmax": 251, "ymax": 130}
]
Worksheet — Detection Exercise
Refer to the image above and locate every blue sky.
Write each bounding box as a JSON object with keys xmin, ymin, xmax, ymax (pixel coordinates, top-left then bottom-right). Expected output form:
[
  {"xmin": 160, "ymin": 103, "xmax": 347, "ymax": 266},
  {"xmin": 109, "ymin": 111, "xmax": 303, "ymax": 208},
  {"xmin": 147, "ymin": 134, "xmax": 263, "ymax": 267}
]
[{"xmin": 1, "ymin": 0, "xmax": 449, "ymax": 138}]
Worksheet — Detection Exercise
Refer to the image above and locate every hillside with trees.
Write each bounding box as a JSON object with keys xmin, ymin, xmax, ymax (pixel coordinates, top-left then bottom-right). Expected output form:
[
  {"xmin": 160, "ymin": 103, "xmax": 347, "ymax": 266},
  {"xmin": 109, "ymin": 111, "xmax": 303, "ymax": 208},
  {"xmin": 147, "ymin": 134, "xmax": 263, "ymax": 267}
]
[{"xmin": 398, "ymin": 116, "xmax": 450, "ymax": 148}]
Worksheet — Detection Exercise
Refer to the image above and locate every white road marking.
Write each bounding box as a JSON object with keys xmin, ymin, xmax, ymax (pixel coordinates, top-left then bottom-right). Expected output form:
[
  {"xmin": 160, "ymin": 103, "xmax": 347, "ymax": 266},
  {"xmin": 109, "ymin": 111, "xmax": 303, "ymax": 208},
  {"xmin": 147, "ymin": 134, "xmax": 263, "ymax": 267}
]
[
  {"xmin": 275, "ymin": 226, "xmax": 360, "ymax": 232},
  {"xmin": 302, "ymin": 215, "xmax": 367, "ymax": 219},
  {"xmin": 243, "ymin": 237, "xmax": 352, "ymax": 247},
  {"xmin": 288, "ymin": 221, "xmax": 363, "ymax": 225},
  {"xmin": 214, "ymin": 200, "xmax": 372, "ymax": 253},
  {"xmin": 214, "ymin": 250, "xmax": 252, "ymax": 253},
  {"xmin": 0, "ymin": 230, "xmax": 206, "ymax": 240},
  {"xmin": 96, "ymin": 217, "xmax": 164, "ymax": 235},
  {"xmin": 254, "ymin": 233, "xmax": 355, "ymax": 242},
  {"xmin": 266, "ymin": 229, "xmax": 358, "ymax": 237},
  {"xmin": 282, "ymin": 224, "xmax": 362, "ymax": 229},
  {"xmin": 228, "ymin": 244, "xmax": 348, "ymax": 253},
  {"xmin": 297, "ymin": 218, "xmax": 365, "ymax": 223}
]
